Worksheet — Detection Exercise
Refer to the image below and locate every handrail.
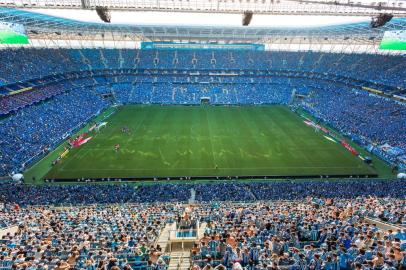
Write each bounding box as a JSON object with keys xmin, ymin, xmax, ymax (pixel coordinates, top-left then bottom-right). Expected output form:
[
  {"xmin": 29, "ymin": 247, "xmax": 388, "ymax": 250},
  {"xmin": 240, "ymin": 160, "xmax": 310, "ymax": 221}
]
[
  {"xmin": 364, "ymin": 217, "xmax": 405, "ymax": 230},
  {"xmin": 0, "ymin": 225, "xmax": 19, "ymax": 238},
  {"xmin": 177, "ymin": 253, "xmax": 184, "ymax": 270}
]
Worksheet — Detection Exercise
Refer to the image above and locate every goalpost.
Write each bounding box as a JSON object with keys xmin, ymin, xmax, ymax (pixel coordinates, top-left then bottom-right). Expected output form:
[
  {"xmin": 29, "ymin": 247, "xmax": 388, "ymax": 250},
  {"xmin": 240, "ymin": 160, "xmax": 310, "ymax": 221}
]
[
  {"xmin": 201, "ymin": 97, "xmax": 210, "ymax": 105},
  {"xmin": 95, "ymin": 122, "xmax": 108, "ymax": 132}
]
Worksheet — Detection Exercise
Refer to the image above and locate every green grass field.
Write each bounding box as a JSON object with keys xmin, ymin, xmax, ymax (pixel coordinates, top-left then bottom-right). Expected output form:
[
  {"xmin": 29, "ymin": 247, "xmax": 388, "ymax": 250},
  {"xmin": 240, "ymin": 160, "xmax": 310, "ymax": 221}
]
[{"xmin": 43, "ymin": 105, "xmax": 377, "ymax": 180}]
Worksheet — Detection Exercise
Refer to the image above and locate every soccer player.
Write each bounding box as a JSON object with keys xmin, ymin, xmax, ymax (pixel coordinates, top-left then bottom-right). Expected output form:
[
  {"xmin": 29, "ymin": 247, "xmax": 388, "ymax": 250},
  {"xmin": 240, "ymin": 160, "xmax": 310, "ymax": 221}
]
[{"xmin": 114, "ymin": 144, "xmax": 120, "ymax": 152}]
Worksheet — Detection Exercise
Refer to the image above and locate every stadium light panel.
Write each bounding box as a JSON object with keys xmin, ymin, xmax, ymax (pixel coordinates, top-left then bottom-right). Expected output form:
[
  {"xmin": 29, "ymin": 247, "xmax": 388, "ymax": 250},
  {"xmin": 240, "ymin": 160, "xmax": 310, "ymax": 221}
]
[
  {"xmin": 370, "ymin": 13, "xmax": 393, "ymax": 28},
  {"xmin": 242, "ymin": 10, "xmax": 254, "ymax": 26},
  {"xmin": 96, "ymin": 6, "xmax": 111, "ymax": 23}
]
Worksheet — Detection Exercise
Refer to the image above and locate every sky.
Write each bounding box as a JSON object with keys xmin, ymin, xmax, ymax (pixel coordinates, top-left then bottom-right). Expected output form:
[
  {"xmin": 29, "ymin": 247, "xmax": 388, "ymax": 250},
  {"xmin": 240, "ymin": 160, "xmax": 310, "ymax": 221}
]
[{"xmin": 31, "ymin": 9, "xmax": 370, "ymax": 28}]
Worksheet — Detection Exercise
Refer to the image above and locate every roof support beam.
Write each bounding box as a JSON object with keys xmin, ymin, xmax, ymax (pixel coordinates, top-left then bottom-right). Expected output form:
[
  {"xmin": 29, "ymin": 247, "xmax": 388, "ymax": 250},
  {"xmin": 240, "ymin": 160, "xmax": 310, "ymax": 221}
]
[{"xmin": 2, "ymin": 0, "xmax": 406, "ymax": 17}]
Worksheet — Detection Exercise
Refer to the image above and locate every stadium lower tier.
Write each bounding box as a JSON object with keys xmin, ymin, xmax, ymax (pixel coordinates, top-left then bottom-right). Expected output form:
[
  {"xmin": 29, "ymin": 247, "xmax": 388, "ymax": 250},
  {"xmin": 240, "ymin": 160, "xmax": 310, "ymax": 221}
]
[
  {"xmin": 43, "ymin": 105, "xmax": 376, "ymax": 181},
  {"xmin": 0, "ymin": 188, "xmax": 404, "ymax": 270}
]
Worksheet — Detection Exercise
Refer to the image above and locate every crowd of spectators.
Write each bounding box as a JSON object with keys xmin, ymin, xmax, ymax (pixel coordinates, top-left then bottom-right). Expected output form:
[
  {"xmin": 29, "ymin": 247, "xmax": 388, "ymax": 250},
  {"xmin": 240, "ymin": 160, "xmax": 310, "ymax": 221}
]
[
  {"xmin": 0, "ymin": 185, "xmax": 404, "ymax": 270},
  {"xmin": 0, "ymin": 203, "xmax": 174, "ymax": 270},
  {"xmin": 191, "ymin": 198, "xmax": 405, "ymax": 270},
  {"xmin": 0, "ymin": 88, "xmax": 108, "ymax": 176},
  {"xmin": 0, "ymin": 49, "xmax": 405, "ymax": 90},
  {"xmin": 0, "ymin": 180, "xmax": 404, "ymax": 222},
  {"xmin": 0, "ymin": 83, "xmax": 71, "ymax": 115},
  {"xmin": 301, "ymin": 85, "xmax": 406, "ymax": 156},
  {"xmin": 0, "ymin": 48, "xmax": 405, "ymax": 270},
  {"xmin": 1, "ymin": 48, "xmax": 405, "ymax": 175},
  {"xmin": 112, "ymin": 83, "xmax": 292, "ymax": 105}
]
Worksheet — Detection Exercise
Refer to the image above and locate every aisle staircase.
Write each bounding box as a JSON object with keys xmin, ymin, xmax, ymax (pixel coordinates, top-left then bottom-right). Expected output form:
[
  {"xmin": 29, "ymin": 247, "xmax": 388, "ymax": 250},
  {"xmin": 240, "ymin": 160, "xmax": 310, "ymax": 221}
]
[
  {"xmin": 99, "ymin": 49, "xmax": 109, "ymax": 68},
  {"xmin": 118, "ymin": 49, "xmax": 124, "ymax": 68},
  {"xmin": 156, "ymin": 223, "xmax": 175, "ymax": 252},
  {"xmin": 188, "ymin": 188, "xmax": 196, "ymax": 204},
  {"xmin": 78, "ymin": 49, "xmax": 93, "ymax": 70},
  {"xmin": 246, "ymin": 186, "xmax": 257, "ymax": 200},
  {"xmin": 158, "ymin": 202, "xmax": 210, "ymax": 270},
  {"xmin": 167, "ymin": 251, "xmax": 191, "ymax": 270},
  {"xmin": 198, "ymin": 222, "xmax": 207, "ymax": 238}
]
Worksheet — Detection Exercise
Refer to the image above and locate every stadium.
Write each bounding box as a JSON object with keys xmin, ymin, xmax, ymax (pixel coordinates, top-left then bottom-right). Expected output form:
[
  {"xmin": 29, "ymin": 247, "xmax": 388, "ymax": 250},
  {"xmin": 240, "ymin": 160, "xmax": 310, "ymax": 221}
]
[{"xmin": 0, "ymin": 1, "xmax": 405, "ymax": 270}]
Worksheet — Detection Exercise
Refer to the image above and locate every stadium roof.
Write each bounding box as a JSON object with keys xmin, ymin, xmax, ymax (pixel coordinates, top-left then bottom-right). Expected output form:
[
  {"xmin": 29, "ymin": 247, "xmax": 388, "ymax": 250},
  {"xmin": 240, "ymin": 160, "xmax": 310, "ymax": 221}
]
[
  {"xmin": 1, "ymin": 8, "xmax": 406, "ymax": 44},
  {"xmin": 2, "ymin": 0, "xmax": 406, "ymax": 17}
]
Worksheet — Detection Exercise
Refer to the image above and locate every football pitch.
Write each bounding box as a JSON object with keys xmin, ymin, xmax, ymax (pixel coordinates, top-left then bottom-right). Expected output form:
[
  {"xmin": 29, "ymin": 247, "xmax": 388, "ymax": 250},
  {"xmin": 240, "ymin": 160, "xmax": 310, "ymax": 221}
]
[{"xmin": 44, "ymin": 105, "xmax": 377, "ymax": 180}]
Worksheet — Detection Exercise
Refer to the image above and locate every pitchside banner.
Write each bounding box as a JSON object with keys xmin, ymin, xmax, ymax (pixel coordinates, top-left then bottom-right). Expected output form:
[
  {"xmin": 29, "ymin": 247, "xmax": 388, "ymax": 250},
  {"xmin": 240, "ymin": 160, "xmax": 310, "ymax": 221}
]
[
  {"xmin": 379, "ymin": 30, "xmax": 406, "ymax": 50},
  {"xmin": 141, "ymin": 42, "xmax": 265, "ymax": 51}
]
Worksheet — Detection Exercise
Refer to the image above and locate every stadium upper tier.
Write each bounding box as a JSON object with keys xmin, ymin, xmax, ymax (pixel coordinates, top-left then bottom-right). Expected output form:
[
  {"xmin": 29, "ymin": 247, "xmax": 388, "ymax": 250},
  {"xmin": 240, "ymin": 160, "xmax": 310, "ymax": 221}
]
[
  {"xmin": 1, "ymin": 8, "xmax": 406, "ymax": 43},
  {"xmin": 0, "ymin": 48, "xmax": 405, "ymax": 94}
]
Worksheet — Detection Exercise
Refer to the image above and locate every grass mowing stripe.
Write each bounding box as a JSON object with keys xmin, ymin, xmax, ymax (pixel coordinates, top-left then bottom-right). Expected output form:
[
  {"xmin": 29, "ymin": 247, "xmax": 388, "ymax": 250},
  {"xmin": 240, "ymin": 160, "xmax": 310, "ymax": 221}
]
[{"xmin": 204, "ymin": 107, "xmax": 217, "ymax": 169}]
